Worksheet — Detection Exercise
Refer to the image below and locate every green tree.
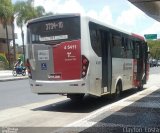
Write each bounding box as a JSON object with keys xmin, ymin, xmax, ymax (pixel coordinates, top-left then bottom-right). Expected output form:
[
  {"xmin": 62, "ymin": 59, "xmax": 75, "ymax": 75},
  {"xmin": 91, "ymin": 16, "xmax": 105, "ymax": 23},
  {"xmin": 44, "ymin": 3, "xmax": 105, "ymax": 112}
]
[
  {"xmin": 14, "ymin": 0, "xmax": 46, "ymax": 64},
  {"xmin": 44, "ymin": 12, "xmax": 53, "ymax": 16},
  {"xmin": 35, "ymin": 6, "xmax": 45, "ymax": 17},
  {"xmin": 147, "ymin": 40, "xmax": 160, "ymax": 59},
  {"xmin": 0, "ymin": 0, "xmax": 14, "ymax": 69},
  {"xmin": 14, "ymin": 1, "xmax": 31, "ymax": 64}
]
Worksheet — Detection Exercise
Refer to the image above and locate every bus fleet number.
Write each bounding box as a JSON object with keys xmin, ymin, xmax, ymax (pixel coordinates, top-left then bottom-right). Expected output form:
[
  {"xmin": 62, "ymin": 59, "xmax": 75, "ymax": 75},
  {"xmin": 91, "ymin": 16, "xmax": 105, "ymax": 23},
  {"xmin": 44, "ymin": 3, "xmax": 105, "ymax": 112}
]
[{"xmin": 64, "ymin": 45, "xmax": 77, "ymax": 50}]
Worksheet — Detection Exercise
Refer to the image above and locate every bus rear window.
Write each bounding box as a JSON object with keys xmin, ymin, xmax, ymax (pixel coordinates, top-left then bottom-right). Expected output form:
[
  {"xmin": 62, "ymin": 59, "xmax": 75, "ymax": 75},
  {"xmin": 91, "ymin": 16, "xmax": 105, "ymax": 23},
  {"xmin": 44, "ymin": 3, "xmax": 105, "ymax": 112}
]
[{"xmin": 28, "ymin": 16, "xmax": 80, "ymax": 44}]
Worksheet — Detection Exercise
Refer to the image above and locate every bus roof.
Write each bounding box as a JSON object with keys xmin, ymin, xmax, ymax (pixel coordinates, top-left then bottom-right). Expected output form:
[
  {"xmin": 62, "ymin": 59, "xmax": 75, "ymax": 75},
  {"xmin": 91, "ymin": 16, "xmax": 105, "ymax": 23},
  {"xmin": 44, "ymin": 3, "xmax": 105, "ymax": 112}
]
[
  {"xmin": 85, "ymin": 16, "xmax": 131, "ymax": 35},
  {"xmin": 27, "ymin": 13, "xmax": 145, "ymax": 41},
  {"xmin": 85, "ymin": 16, "xmax": 145, "ymax": 41},
  {"xmin": 27, "ymin": 13, "xmax": 80, "ymax": 26},
  {"xmin": 131, "ymin": 33, "xmax": 145, "ymax": 41}
]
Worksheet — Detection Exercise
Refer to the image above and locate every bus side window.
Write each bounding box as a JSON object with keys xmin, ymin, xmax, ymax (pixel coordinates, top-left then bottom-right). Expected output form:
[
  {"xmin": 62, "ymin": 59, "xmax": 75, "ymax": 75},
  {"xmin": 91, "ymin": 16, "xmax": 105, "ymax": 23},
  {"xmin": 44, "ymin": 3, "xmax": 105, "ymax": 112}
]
[
  {"xmin": 112, "ymin": 33, "xmax": 122, "ymax": 58},
  {"xmin": 113, "ymin": 35, "xmax": 121, "ymax": 47},
  {"xmin": 123, "ymin": 38, "xmax": 133, "ymax": 59},
  {"xmin": 125, "ymin": 38, "xmax": 132, "ymax": 50},
  {"xmin": 135, "ymin": 45, "xmax": 140, "ymax": 59},
  {"xmin": 89, "ymin": 28, "xmax": 102, "ymax": 56},
  {"xmin": 122, "ymin": 37, "xmax": 126, "ymax": 50},
  {"xmin": 96, "ymin": 30, "xmax": 102, "ymax": 56},
  {"xmin": 125, "ymin": 38, "xmax": 128, "ymax": 50},
  {"xmin": 128, "ymin": 40, "xmax": 134, "ymax": 58}
]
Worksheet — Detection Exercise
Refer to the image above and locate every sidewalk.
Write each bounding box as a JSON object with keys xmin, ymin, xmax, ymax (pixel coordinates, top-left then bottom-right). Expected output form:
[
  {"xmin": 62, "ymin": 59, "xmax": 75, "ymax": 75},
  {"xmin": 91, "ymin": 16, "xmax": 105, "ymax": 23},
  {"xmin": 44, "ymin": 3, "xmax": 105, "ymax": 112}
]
[
  {"xmin": 78, "ymin": 86, "xmax": 160, "ymax": 133},
  {"xmin": 57, "ymin": 72, "xmax": 160, "ymax": 133},
  {"xmin": 0, "ymin": 70, "xmax": 28, "ymax": 82}
]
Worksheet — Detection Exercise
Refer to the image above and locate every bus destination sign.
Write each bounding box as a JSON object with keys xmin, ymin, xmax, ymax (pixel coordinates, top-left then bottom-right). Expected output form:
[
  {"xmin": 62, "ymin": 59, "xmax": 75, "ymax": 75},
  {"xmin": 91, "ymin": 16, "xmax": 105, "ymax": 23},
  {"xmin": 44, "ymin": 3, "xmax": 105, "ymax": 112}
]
[{"xmin": 45, "ymin": 21, "xmax": 63, "ymax": 31}]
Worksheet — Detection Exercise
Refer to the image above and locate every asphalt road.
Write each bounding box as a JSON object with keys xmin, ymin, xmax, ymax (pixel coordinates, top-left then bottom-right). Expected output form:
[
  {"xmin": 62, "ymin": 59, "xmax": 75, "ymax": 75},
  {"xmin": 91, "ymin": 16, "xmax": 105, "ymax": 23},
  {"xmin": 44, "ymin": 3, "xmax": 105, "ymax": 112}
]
[
  {"xmin": 0, "ymin": 67, "xmax": 159, "ymax": 133},
  {"xmin": 0, "ymin": 79, "xmax": 61, "ymax": 110},
  {"xmin": 0, "ymin": 67, "xmax": 159, "ymax": 111}
]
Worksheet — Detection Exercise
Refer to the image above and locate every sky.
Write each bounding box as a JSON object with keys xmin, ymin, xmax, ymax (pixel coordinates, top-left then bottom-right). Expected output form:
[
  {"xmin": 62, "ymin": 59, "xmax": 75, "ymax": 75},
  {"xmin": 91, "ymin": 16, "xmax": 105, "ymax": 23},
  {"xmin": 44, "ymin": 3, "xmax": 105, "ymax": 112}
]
[{"xmin": 12, "ymin": 0, "xmax": 160, "ymax": 45}]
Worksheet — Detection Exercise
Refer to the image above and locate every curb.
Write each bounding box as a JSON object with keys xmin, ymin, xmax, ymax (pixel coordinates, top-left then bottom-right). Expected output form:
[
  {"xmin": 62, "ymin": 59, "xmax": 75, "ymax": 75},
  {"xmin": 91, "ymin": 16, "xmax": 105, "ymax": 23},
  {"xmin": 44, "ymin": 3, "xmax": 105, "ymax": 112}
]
[{"xmin": 0, "ymin": 77, "xmax": 28, "ymax": 82}]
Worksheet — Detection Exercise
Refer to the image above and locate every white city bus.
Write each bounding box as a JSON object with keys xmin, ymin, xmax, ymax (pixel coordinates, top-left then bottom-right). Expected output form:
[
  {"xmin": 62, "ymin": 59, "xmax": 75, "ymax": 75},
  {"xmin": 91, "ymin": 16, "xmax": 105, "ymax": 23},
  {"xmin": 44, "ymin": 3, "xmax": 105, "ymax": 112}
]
[{"xmin": 26, "ymin": 14, "xmax": 149, "ymax": 100}]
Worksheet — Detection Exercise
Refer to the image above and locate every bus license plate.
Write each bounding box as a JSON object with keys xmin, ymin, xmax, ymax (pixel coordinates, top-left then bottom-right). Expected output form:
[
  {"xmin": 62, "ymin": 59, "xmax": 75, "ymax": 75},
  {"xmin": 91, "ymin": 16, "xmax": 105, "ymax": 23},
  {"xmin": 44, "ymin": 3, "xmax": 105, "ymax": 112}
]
[{"xmin": 48, "ymin": 73, "xmax": 61, "ymax": 80}]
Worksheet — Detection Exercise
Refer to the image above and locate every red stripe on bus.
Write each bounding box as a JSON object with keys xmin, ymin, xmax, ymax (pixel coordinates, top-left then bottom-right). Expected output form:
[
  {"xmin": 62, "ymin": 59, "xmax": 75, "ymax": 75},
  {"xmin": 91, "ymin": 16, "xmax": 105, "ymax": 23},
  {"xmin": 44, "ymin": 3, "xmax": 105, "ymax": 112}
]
[
  {"xmin": 53, "ymin": 40, "xmax": 81, "ymax": 80},
  {"xmin": 131, "ymin": 33, "xmax": 144, "ymax": 41}
]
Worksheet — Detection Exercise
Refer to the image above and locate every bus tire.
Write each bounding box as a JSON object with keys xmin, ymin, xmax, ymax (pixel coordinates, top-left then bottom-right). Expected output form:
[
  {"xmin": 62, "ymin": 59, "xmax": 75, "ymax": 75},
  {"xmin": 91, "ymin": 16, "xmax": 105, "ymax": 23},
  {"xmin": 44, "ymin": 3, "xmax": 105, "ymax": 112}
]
[
  {"xmin": 114, "ymin": 81, "xmax": 122, "ymax": 100},
  {"xmin": 67, "ymin": 94, "xmax": 84, "ymax": 101}
]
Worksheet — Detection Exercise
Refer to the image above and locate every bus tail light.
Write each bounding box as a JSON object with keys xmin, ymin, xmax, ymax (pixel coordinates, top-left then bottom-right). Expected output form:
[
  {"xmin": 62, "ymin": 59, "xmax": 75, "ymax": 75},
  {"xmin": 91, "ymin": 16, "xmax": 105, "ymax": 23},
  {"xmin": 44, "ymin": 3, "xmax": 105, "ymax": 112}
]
[
  {"xmin": 26, "ymin": 59, "xmax": 32, "ymax": 79},
  {"xmin": 81, "ymin": 55, "xmax": 89, "ymax": 78}
]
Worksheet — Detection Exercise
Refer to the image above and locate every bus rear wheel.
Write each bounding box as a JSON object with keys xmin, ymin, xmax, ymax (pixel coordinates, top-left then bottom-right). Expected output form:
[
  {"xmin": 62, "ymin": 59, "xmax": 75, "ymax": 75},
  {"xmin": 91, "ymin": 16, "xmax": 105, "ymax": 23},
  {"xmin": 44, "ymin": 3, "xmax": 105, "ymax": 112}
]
[{"xmin": 67, "ymin": 94, "xmax": 84, "ymax": 101}]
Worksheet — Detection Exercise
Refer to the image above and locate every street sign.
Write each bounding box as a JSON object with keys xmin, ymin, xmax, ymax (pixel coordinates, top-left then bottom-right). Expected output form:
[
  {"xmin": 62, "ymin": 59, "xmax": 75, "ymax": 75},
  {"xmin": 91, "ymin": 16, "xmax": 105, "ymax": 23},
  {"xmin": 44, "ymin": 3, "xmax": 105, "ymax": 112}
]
[{"xmin": 144, "ymin": 34, "xmax": 157, "ymax": 40}]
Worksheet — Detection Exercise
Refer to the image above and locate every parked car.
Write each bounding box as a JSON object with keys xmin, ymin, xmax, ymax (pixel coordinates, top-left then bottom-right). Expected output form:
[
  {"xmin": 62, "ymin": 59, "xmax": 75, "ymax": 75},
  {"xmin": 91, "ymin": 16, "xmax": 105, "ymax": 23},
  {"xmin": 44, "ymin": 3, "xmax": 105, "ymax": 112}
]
[
  {"xmin": 152, "ymin": 59, "xmax": 157, "ymax": 67},
  {"xmin": 150, "ymin": 59, "xmax": 158, "ymax": 67},
  {"xmin": 157, "ymin": 60, "xmax": 160, "ymax": 66}
]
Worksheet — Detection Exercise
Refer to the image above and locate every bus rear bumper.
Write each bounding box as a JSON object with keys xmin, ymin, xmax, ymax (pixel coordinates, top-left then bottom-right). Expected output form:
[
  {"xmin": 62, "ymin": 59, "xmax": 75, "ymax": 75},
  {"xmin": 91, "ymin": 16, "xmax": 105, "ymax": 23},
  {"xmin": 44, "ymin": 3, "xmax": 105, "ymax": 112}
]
[{"xmin": 29, "ymin": 79, "xmax": 88, "ymax": 94}]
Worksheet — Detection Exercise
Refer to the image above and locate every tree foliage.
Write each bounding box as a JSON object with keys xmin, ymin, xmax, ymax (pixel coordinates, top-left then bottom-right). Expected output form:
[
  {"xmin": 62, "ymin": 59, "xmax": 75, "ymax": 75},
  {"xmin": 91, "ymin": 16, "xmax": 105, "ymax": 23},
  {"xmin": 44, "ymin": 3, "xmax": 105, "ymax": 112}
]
[
  {"xmin": 14, "ymin": 0, "xmax": 49, "ymax": 26},
  {"xmin": 35, "ymin": 6, "xmax": 45, "ymax": 17},
  {"xmin": 14, "ymin": 0, "xmax": 53, "ymax": 41},
  {"xmin": 147, "ymin": 40, "xmax": 160, "ymax": 59},
  {"xmin": 14, "ymin": 1, "xmax": 35, "ymax": 28},
  {"xmin": 14, "ymin": 0, "xmax": 52, "ymax": 63},
  {"xmin": 0, "ymin": 0, "xmax": 14, "ymax": 26},
  {"xmin": 0, "ymin": 0, "xmax": 14, "ymax": 69}
]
